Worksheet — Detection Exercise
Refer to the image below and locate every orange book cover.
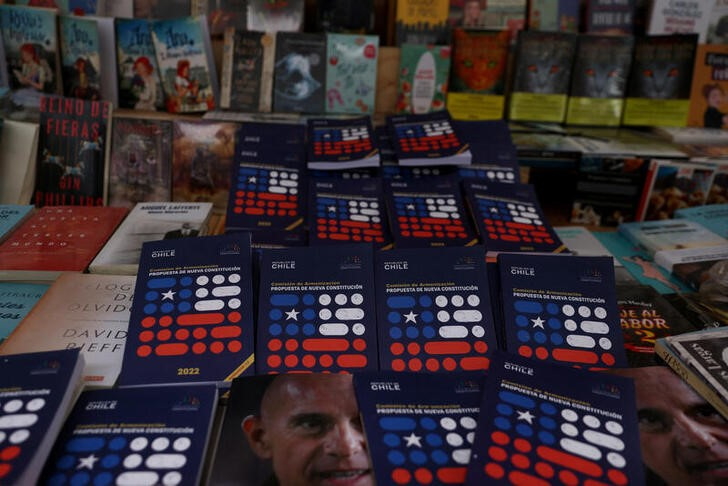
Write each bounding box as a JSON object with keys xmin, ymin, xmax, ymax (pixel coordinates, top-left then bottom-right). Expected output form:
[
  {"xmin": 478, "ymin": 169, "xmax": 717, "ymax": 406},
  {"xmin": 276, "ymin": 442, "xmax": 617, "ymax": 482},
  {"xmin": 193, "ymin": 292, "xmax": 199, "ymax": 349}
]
[{"xmin": 688, "ymin": 43, "xmax": 728, "ymax": 128}]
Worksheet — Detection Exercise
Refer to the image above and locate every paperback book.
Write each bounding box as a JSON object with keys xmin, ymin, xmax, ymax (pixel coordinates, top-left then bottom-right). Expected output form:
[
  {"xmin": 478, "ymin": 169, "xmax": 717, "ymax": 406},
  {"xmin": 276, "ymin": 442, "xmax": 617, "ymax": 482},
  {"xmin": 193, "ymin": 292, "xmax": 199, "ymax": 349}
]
[
  {"xmin": 396, "ymin": 44, "xmax": 451, "ymax": 114},
  {"xmin": 325, "ymin": 33, "xmax": 378, "ymax": 115},
  {"xmin": 687, "ymin": 43, "xmax": 728, "ymax": 129},
  {"xmin": 0, "ymin": 204, "xmax": 33, "ymax": 243},
  {"xmin": 395, "ymin": 0, "xmax": 450, "ymax": 46},
  {"xmin": 59, "ymin": 16, "xmax": 101, "ymax": 102},
  {"xmin": 528, "ymin": 0, "xmax": 579, "ymax": 32},
  {"xmin": 246, "ymin": 0, "xmax": 304, "ymax": 32},
  {"xmin": 256, "ymin": 244, "xmax": 377, "ymax": 373},
  {"xmin": 554, "ymin": 226, "xmax": 620, "ymax": 263},
  {"xmin": 306, "ymin": 117, "xmax": 380, "ymax": 169},
  {"xmin": 115, "ymin": 18, "xmax": 165, "ymax": 110},
  {"xmin": 448, "ymin": 0, "xmax": 527, "ymax": 40},
  {"xmin": 219, "ymin": 30, "xmax": 275, "ymax": 112},
  {"xmin": 387, "ymin": 111, "xmax": 471, "ymax": 166},
  {"xmin": 619, "ymin": 219, "xmax": 727, "ymax": 256},
  {"xmin": 674, "ymin": 203, "xmax": 728, "ymax": 238},
  {"xmin": 272, "ymin": 33, "xmax": 326, "ymax": 114},
  {"xmin": 647, "ymin": 0, "xmax": 715, "ymax": 42},
  {"xmin": 0, "ymin": 282, "xmax": 48, "ymax": 344}
]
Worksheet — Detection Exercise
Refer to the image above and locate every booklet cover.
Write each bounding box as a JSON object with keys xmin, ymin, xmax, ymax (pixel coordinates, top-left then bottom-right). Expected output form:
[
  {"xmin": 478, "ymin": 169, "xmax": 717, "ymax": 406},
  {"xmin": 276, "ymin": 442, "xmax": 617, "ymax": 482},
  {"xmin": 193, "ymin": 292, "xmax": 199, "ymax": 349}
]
[
  {"xmin": 306, "ymin": 117, "xmax": 380, "ymax": 169},
  {"xmin": 387, "ymin": 111, "xmax": 472, "ymax": 166}
]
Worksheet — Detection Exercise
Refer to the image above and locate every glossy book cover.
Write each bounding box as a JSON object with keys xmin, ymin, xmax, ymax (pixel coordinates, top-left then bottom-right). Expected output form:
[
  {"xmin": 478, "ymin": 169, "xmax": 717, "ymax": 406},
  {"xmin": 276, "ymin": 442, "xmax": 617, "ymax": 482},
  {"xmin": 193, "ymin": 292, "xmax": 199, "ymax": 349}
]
[
  {"xmin": 325, "ymin": 33, "xmax": 378, "ymax": 114},
  {"xmin": 273, "ymin": 33, "xmax": 326, "ymax": 114},
  {"xmin": 115, "ymin": 18, "xmax": 165, "ymax": 110}
]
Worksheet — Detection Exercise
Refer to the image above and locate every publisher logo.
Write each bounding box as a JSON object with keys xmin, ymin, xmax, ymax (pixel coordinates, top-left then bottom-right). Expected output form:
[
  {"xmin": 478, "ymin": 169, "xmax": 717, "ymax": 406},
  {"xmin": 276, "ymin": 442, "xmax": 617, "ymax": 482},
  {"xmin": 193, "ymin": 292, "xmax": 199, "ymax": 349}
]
[{"xmin": 510, "ymin": 266, "xmax": 535, "ymax": 277}]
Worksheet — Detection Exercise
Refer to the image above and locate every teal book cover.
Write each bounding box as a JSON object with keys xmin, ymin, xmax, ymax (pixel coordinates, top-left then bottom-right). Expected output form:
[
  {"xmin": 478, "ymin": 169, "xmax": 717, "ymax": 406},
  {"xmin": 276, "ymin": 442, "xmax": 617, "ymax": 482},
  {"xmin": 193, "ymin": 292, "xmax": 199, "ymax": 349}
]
[
  {"xmin": 115, "ymin": 18, "xmax": 164, "ymax": 110},
  {"xmin": 675, "ymin": 203, "xmax": 728, "ymax": 239},
  {"xmin": 325, "ymin": 33, "xmax": 378, "ymax": 114},
  {"xmin": 595, "ymin": 231, "xmax": 692, "ymax": 294},
  {"xmin": 59, "ymin": 16, "xmax": 101, "ymax": 100},
  {"xmin": 0, "ymin": 205, "xmax": 33, "ymax": 241},
  {"xmin": 0, "ymin": 282, "xmax": 49, "ymax": 344}
]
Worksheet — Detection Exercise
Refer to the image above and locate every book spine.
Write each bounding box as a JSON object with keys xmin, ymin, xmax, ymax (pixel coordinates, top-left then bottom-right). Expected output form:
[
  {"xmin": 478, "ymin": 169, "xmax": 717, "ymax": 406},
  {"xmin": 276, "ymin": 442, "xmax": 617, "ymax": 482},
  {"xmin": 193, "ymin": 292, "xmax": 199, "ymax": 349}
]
[
  {"xmin": 259, "ymin": 33, "xmax": 276, "ymax": 113},
  {"xmin": 219, "ymin": 27, "xmax": 234, "ymax": 109},
  {"xmin": 635, "ymin": 159, "xmax": 658, "ymax": 222}
]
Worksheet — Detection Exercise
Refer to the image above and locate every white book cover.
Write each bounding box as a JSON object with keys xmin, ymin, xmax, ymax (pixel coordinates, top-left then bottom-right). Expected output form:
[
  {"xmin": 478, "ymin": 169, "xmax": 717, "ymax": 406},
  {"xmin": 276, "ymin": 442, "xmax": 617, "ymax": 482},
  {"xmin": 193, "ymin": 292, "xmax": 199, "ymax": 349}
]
[
  {"xmin": 89, "ymin": 201, "xmax": 213, "ymax": 274},
  {"xmin": 647, "ymin": 0, "xmax": 716, "ymax": 42},
  {"xmin": 0, "ymin": 120, "xmax": 39, "ymax": 205},
  {"xmin": 554, "ymin": 226, "xmax": 623, "ymax": 266},
  {"xmin": 654, "ymin": 244, "xmax": 728, "ymax": 272}
]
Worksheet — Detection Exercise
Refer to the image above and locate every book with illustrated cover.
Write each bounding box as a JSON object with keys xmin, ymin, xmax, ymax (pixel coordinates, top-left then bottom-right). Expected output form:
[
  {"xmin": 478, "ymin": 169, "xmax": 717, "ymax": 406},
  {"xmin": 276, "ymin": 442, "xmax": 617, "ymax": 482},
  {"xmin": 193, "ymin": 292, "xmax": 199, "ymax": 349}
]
[
  {"xmin": 508, "ymin": 31, "xmax": 577, "ymax": 123},
  {"xmin": 219, "ymin": 30, "xmax": 275, "ymax": 112},
  {"xmin": 108, "ymin": 116, "xmax": 173, "ymax": 208},
  {"xmin": 675, "ymin": 203, "xmax": 728, "ymax": 238},
  {"xmin": 89, "ymin": 201, "xmax": 213, "ymax": 275},
  {"xmin": 396, "ymin": 44, "xmax": 451, "ymax": 115},
  {"xmin": 497, "ymin": 253, "xmax": 627, "ymax": 368},
  {"xmin": 687, "ymin": 44, "xmax": 728, "ymax": 129},
  {"xmin": 448, "ymin": 0, "xmax": 527, "ymax": 41},
  {"xmin": 246, "ymin": 0, "xmax": 304, "ymax": 32},
  {"xmin": 387, "ymin": 111, "xmax": 471, "ymax": 166},
  {"xmin": 0, "ymin": 349, "xmax": 84, "ymax": 485},
  {"xmin": 0, "ymin": 273, "xmax": 134, "ymax": 387},
  {"xmin": 325, "ymin": 33, "xmax": 378, "ymax": 114},
  {"xmin": 584, "ymin": 0, "xmax": 635, "ymax": 34},
  {"xmin": 39, "ymin": 384, "xmax": 217, "ymax": 486},
  {"xmin": 115, "ymin": 18, "xmax": 165, "ymax": 111},
  {"xmin": 375, "ymin": 246, "xmax": 496, "ymax": 372},
  {"xmin": 308, "ymin": 178, "xmax": 391, "ymax": 248},
  {"xmin": 192, "ymin": 0, "xmax": 246, "ymax": 35},
  {"xmin": 59, "ymin": 16, "xmax": 101, "ymax": 101},
  {"xmin": 395, "ymin": 0, "xmax": 450, "ymax": 46},
  {"xmin": 619, "ymin": 219, "xmax": 726, "ymax": 257},
  {"xmin": 151, "ymin": 16, "xmax": 217, "ymax": 113},
  {"xmin": 306, "ymin": 117, "xmax": 379, "ymax": 169},
  {"xmin": 0, "ymin": 282, "xmax": 48, "ymax": 344},
  {"xmin": 528, "ymin": 0, "xmax": 579, "ymax": 32},
  {"xmin": 273, "ymin": 32, "xmax": 326, "ymax": 114},
  {"xmin": 647, "ymin": 0, "xmax": 715, "ymax": 42},
  {"xmin": 0, "ymin": 205, "xmax": 33, "ymax": 243},
  {"xmin": 656, "ymin": 246, "xmax": 728, "ymax": 291},
  {"xmin": 118, "ymin": 233, "xmax": 255, "ymax": 387},
  {"xmin": 34, "ymin": 95, "xmax": 112, "ymax": 207},
  {"xmin": 256, "ymin": 244, "xmax": 377, "ymax": 374}
]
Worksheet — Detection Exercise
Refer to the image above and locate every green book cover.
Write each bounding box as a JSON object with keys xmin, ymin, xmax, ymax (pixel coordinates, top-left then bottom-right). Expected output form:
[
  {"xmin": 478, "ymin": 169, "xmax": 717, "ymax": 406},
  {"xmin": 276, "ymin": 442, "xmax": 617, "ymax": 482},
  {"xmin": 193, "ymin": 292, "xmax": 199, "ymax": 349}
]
[
  {"xmin": 325, "ymin": 33, "xmax": 378, "ymax": 114},
  {"xmin": 396, "ymin": 43, "xmax": 451, "ymax": 114}
]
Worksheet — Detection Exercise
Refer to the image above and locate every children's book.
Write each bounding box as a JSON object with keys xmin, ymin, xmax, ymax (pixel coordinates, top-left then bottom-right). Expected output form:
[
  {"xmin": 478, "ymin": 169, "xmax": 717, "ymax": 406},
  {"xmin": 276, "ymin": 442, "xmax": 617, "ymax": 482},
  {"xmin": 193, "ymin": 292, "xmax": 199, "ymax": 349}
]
[
  {"xmin": 115, "ymin": 18, "xmax": 165, "ymax": 110},
  {"xmin": 39, "ymin": 384, "xmax": 217, "ymax": 486},
  {"xmin": 528, "ymin": 0, "xmax": 579, "ymax": 32},
  {"xmin": 151, "ymin": 16, "xmax": 217, "ymax": 113},
  {"xmin": 306, "ymin": 117, "xmax": 380, "ymax": 169},
  {"xmin": 387, "ymin": 111, "xmax": 471, "ymax": 166},
  {"xmin": 384, "ymin": 177, "xmax": 479, "ymax": 248},
  {"xmin": 325, "ymin": 33, "xmax": 378, "ymax": 114},
  {"xmin": 0, "ymin": 205, "xmax": 33, "ymax": 243},
  {"xmin": 0, "ymin": 273, "xmax": 134, "ymax": 387},
  {"xmin": 497, "ymin": 253, "xmax": 627, "ymax": 368},
  {"xmin": 246, "ymin": 0, "xmax": 304, "ymax": 32},
  {"xmin": 688, "ymin": 44, "xmax": 728, "ymax": 129},
  {"xmin": 308, "ymin": 178, "xmax": 391, "ymax": 248},
  {"xmin": 395, "ymin": 0, "xmax": 450, "ymax": 46},
  {"xmin": 273, "ymin": 32, "xmax": 326, "ymax": 113},
  {"xmin": 647, "ymin": 0, "xmax": 715, "ymax": 42},
  {"xmin": 0, "ymin": 348, "xmax": 84, "ymax": 485},
  {"xmin": 118, "ymin": 233, "xmax": 254, "ymax": 387},
  {"xmin": 0, "ymin": 282, "xmax": 48, "ymax": 344},
  {"xmin": 674, "ymin": 203, "xmax": 728, "ymax": 238},
  {"xmin": 584, "ymin": 0, "xmax": 635, "ymax": 34},
  {"xmin": 256, "ymin": 244, "xmax": 377, "ymax": 373},
  {"xmin": 219, "ymin": 30, "xmax": 275, "ymax": 112},
  {"xmin": 59, "ymin": 16, "xmax": 101, "ymax": 101},
  {"xmin": 396, "ymin": 44, "xmax": 451, "ymax": 114},
  {"xmin": 375, "ymin": 246, "xmax": 496, "ymax": 372}
]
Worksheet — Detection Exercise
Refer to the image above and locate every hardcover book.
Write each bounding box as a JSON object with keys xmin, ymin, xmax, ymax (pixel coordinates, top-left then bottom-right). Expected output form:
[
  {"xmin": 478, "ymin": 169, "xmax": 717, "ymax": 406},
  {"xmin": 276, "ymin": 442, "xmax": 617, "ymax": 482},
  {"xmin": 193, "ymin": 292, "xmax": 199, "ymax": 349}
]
[
  {"xmin": 115, "ymin": 18, "xmax": 165, "ymax": 110},
  {"xmin": 387, "ymin": 111, "xmax": 471, "ymax": 166},
  {"xmin": 464, "ymin": 181, "xmax": 566, "ymax": 253},
  {"xmin": 528, "ymin": 0, "xmax": 579, "ymax": 32},
  {"xmin": 619, "ymin": 219, "xmax": 726, "ymax": 256},
  {"xmin": 308, "ymin": 178, "xmax": 391, "ymax": 248},
  {"xmin": 0, "ymin": 205, "xmax": 33, "ymax": 243},
  {"xmin": 89, "ymin": 201, "xmax": 213, "ymax": 275},
  {"xmin": 256, "ymin": 244, "xmax": 377, "ymax": 373},
  {"xmin": 306, "ymin": 117, "xmax": 379, "ymax": 169},
  {"xmin": 396, "ymin": 44, "xmax": 451, "ymax": 114},
  {"xmin": 40, "ymin": 384, "xmax": 217, "ymax": 486},
  {"xmin": 674, "ymin": 203, "xmax": 728, "ymax": 238},
  {"xmin": 584, "ymin": 0, "xmax": 635, "ymax": 34},
  {"xmin": 150, "ymin": 16, "xmax": 217, "ymax": 113},
  {"xmin": 0, "ymin": 206, "xmax": 128, "ymax": 282},
  {"xmin": 108, "ymin": 117, "xmax": 173, "ymax": 208},
  {"xmin": 687, "ymin": 43, "xmax": 728, "ymax": 129},
  {"xmin": 0, "ymin": 348, "xmax": 84, "ymax": 485},
  {"xmin": 395, "ymin": 0, "xmax": 450, "ymax": 46},
  {"xmin": 384, "ymin": 177, "xmax": 478, "ymax": 248},
  {"xmin": 33, "ymin": 95, "xmax": 112, "ymax": 207},
  {"xmin": 497, "ymin": 253, "xmax": 627, "ymax": 368},
  {"xmin": 246, "ymin": 0, "xmax": 304, "ymax": 32},
  {"xmin": 219, "ymin": 30, "xmax": 275, "ymax": 112},
  {"xmin": 508, "ymin": 31, "xmax": 577, "ymax": 123},
  {"xmin": 324, "ymin": 33, "xmax": 378, "ymax": 114},
  {"xmin": 59, "ymin": 16, "xmax": 101, "ymax": 101},
  {"xmin": 272, "ymin": 33, "xmax": 326, "ymax": 114},
  {"xmin": 465, "ymin": 352, "xmax": 644, "ymax": 486},
  {"xmin": 0, "ymin": 273, "xmax": 134, "ymax": 387},
  {"xmin": 0, "ymin": 282, "xmax": 48, "ymax": 344},
  {"xmin": 354, "ymin": 371, "xmax": 485, "ymax": 485},
  {"xmin": 375, "ymin": 246, "xmax": 496, "ymax": 372},
  {"xmin": 119, "ymin": 233, "xmax": 254, "ymax": 387}
]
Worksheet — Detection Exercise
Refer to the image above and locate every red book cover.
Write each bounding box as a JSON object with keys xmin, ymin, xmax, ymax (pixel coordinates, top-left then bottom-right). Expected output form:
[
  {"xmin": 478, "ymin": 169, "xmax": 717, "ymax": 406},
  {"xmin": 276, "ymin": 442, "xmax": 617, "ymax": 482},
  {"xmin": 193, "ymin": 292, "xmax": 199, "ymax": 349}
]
[{"xmin": 0, "ymin": 206, "xmax": 127, "ymax": 274}]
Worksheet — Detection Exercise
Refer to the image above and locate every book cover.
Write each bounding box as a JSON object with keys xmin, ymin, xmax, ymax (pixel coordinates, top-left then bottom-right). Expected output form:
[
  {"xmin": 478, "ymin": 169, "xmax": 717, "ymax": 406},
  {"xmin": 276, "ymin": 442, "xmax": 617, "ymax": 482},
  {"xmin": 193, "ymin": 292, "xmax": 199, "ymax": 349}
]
[
  {"xmin": 528, "ymin": 0, "xmax": 579, "ymax": 32},
  {"xmin": 115, "ymin": 18, "xmax": 165, "ymax": 111},
  {"xmin": 151, "ymin": 16, "xmax": 216, "ymax": 113},
  {"xmin": 448, "ymin": 0, "xmax": 526, "ymax": 40},
  {"xmin": 0, "ymin": 205, "xmax": 33, "ymax": 243},
  {"xmin": 0, "ymin": 5, "xmax": 60, "ymax": 113},
  {"xmin": 0, "ymin": 120, "xmax": 39, "ymax": 205},
  {"xmin": 384, "ymin": 177, "xmax": 479, "ymax": 248},
  {"xmin": 0, "ymin": 206, "xmax": 128, "ymax": 281},
  {"xmin": 193, "ymin": 0, "xmax": 246, "ymax": 35},
  {"xmin": 396, "ymin": 0, "xmax": 450, "ymax": 46},
  {"xmin": 675, "ymin": 203, "xmax": 728, "ymax": 238},
  {"xmin": 59, "ymin": 16, "xmax": 101, "ymax": 101},
  {"xmin": 307, "ymin": 117, "xmax": 379, "ymax": 169},
  {"xmin": 256, "ymin": 244, "xmax": 377, "ymax": 373},
  {"xmin": 246, "ymin": 0, "xmax": 304, "ymax": 32},
  {"xmin": 354, "ymin": 371, "xmax": 485, "ymax": 484},
  {"xmin": 89, "ymin": 201, "xmax": 213, "ymax": 275},
  {"xmin": 508, "ymin": 31, "xmax": 577, "ymax": 123},
  {"xmin": 0, "ymin": 273, "xmax": 134, "ymax": 387},
  {"xmin": 497, "ymin": 253, "xmax": 627, "ymax": 368},
  {"xmin": 623, "ymin": 34, "xmax": 698, "ymax": 127},
  {"xmin": 554, "ymin": 226, "xmax": 620, "ymax": 264},
  {"xmin": 666, "ymin": 327, "xmax": 728, "ymax": 403},
  {"xmin": 108, "ymin": 117, "xmax": 173, "ymax": 208},
  {"xmin": 465, "ymin": 352, "xmax": 644, "ymax": 486},
  {"xmin": 708, "ymin": 0, "xmax": 728, "ymax": 43},
  {"xmin": 324, "ymin": 33, "xmax": 378, "ymax": 115},
  {"xmin": 618, "ymin": 284, "xmax": 696, "ymax": 367},
  {"xmin": 396, "ymin": 44, "xmax": 451, "ymax": 114},
  {"xmin": 688, "ymin": 44, "xmax": 728, "ymax": 129},
  {"xmin": 375, "ymin": 246, "xmax": 495, "ymax": 372},
  {"xmin": 172, "ymin": 120, "xmax": 236, "ymax": 214},
  {"xmin": 0, "ymin": 282, "xmax": 48, "ymax": 344},
  {"xmin": 619, "ymin": 219, "xmax": 726, "ymax": 256},
  {"xmin": 387, "ymin": 111, "xmax": 471, "ymax": 166},
  {"xmin": 34, "ymin": 95, "xmax": 111, "ymax": 207},
  {"xmin": 566, "ymin": 35, "xmax": 634, "ymax": 127},
  {"xmin": 219, "ymin": 30, "xmax": 275, "ymax": 112},
  {"xmin": 133, "ymin": 0, "xmax": 192, "ymax": 19},
  {"xmin": 308, "ymin": 178, "xmax": 391, "ymax": 248},
  {"xmin": 584, "ymin": 0, "xmax": 635, "ymax": 34},
  {"xmin": 464, "ymin": 181, "xmax": 566, "ymax": 253},
  {"xmin": 119, "ymin": 233, "xmax": 255, "ymax": 387},
  {"xmin": 647, "ymin": 0, "xmax": 715, "ymax": 42},
  {"xmin": 655, "ymin": 246, "xmax": 728, "ymax": 288},
  {"xmin": 273, "ymin": 32, "xmax": 326, "ymax": 114},
  {"xmin": 0, "ymin": 348, "xmax": 83, "ymax": 485},
  {"xmin": 39, "ymin": 384, "xmax": 217, "ymax": 486}
]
